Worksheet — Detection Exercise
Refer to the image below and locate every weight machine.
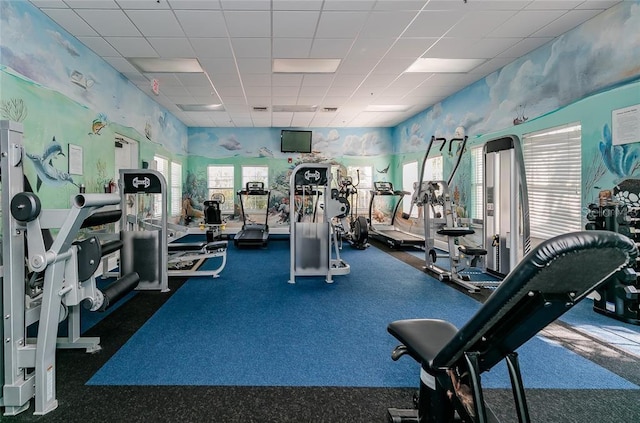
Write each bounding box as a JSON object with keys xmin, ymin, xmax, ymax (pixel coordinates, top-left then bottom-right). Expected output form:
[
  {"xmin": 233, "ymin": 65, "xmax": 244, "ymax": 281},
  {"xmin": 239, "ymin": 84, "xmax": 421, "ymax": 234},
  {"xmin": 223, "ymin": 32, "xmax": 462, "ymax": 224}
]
[
  {"xmin": 412, "ymin": 136, "xmax": 489, "ymax": 293},
  {"xmin": 289, "ymin": 163, "xmax": 349, "ymax": 284},
  {"xmin": 1, "ymin": 121, "xmax": 141, "ymax": 416}
]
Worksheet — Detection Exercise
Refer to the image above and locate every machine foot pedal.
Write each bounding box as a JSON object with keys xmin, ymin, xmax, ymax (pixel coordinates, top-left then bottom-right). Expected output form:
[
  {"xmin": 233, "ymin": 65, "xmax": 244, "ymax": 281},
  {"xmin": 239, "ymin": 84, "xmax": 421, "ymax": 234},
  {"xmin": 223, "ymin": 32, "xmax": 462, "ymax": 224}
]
[{"xmin": 387, "ymin": 408, "xmax": 419, "ymax": 423}]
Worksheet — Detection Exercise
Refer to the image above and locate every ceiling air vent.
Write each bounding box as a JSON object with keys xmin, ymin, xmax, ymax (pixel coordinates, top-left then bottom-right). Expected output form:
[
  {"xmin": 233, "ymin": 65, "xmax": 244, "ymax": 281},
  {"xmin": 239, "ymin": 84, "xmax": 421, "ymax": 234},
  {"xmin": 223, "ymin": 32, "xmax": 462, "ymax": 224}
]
[
  {"xmin": 252, "ymin": 106, "xmax": 268, "ymax": 112},
  {"xmin": 322, "ymin": 107, "xmax": 338, "ymax": 112}
]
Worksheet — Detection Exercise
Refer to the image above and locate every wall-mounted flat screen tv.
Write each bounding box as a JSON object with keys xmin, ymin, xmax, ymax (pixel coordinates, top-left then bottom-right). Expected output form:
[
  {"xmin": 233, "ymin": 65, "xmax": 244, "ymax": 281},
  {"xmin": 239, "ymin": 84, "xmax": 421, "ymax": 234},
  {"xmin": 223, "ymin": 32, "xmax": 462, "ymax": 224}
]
[{"xmin": 281, "ymin": 130, "xmax": 312, "ymax": 153}]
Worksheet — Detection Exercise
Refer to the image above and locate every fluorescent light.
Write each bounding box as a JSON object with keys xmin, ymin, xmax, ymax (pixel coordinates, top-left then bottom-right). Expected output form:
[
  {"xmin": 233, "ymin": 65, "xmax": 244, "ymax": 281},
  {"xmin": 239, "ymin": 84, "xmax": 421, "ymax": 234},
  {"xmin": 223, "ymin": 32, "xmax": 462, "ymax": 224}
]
[
  {"xmin": 178, "ymin": 104, "xmax": 225, "ymax": 112},
  {"xmin": 365, "ymin": 105, "xmax": 413, "ymax": 112},
  {"xmin": 405, "ymin": 58, "xmax": 485, "ymax": 73},
  {"xmin": 127, "ymin": 58, "xmax": 204, "ymax": 73},
  {"xmin": 273, "ymin": 58, "xmax": 341, "ymax": 73},
  {"xmin": 273, "ymin": 105, "xmax": 317, "ymax": 112}
]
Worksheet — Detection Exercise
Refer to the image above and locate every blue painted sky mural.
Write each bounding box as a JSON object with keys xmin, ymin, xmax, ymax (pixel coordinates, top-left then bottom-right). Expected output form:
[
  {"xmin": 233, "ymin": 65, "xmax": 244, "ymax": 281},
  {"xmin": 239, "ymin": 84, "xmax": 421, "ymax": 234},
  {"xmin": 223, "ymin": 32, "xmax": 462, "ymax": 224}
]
[
  {"xmin": 188, "ymin": 127, "xmax": 393, "ymax": 159},
  {"xmin": 0, "ymin": 1, "xmax": 187, "ymax": 155},
  {"xmin": 395, "ymin": 1, "xmax": 640, "ymax": 154}
]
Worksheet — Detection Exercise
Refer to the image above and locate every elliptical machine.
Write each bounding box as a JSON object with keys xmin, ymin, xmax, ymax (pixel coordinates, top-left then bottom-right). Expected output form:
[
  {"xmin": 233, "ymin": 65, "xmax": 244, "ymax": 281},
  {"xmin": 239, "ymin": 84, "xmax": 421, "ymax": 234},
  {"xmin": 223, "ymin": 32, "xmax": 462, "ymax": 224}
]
[{"xmin": 333, "ymin": 170, "xmax": 368, "ymax": 250}]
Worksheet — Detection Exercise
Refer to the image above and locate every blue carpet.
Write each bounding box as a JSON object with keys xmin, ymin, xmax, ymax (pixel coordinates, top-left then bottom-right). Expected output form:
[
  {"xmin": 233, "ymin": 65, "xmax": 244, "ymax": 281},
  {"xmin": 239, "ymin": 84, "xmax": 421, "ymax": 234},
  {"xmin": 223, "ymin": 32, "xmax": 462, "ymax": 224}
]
[{"xmin": 88, "ymin": 241, "xmax": 638, "ymax": 389}]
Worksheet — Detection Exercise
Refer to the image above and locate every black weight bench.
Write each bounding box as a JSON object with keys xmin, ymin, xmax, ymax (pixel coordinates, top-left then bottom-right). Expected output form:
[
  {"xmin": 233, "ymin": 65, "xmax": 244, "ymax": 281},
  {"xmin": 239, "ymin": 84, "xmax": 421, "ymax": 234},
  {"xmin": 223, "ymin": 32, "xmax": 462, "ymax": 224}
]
[
  {"xmin": 387, "ymin": 231, "xmax": 637, "ymax": 423},
  {"xmin": 167, "ymin": 239, "xmax": 228, "ymax": 278}
]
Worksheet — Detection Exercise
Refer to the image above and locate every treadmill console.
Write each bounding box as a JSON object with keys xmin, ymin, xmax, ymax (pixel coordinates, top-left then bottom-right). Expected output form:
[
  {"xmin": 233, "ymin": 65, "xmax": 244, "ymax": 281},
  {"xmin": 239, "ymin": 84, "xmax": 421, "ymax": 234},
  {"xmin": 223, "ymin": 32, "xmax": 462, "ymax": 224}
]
[
  {"xmin": 246, "ymin": 181, "xmax": 265, "ymax": 192},
  {"xmin": 374, "ymin": 181, "xmax": 394, "ymax": 193}
]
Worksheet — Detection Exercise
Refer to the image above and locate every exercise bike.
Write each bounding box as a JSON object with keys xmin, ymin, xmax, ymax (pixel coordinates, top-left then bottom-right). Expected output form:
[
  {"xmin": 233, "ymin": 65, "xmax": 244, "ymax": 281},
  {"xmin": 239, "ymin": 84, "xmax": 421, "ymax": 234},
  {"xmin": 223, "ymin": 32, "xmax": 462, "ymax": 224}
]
[{"xmin": 333, "ymin": 170, "xmax": 369, "ymax": 250}]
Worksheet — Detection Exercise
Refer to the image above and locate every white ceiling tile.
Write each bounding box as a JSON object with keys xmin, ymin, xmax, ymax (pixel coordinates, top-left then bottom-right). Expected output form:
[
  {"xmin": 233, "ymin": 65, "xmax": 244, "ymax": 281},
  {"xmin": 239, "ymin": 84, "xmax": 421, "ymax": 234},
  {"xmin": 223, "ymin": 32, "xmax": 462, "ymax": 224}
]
[
  {"xmin": 273, "ymin": 11, "xmax": 320, "ymax": 38},
  {"xmin": 200, "ymin": 58, "xmax": 238, "ymax": 74},
  {"xmin": 309, "ymin": 39, "xmax": 353, "ymax": 58},
  {"xmin": 471, "ymin": 38, "xmax": 524, "ymax": 58},
  {"xmin": 359, "ymin": 11, "xmax": 417, "ymax": 38},
  {"xmin": 424, "ymin": 0, "xmax": 528, "ymax": 11},
  {"xmin": 337, "ymin": 58, "xmax": 378, "ymax": 75},
  {"xmin": 221, "ymin": 96, "xmax": 249, "ymax": 105},
  {"xmin": 66, "ymin": 0, "xmax": 119, "ymax": 8},
  {"xmin": 271, "ymin": 86, "xmax": 300, "ymax": 96},
  {"xmin": 374, "ymin": 57, "xmax": 415, "ymax": 74},
  {"xmin": 231, "ymin": 38, "xmax": 271, "ymax": 58},
  {"xmin": 242, "ymin": 74, "xmax": 271, "ymax": 86},
  {"xmin": 497, "ymin": 37, "xmax": 553, "ymax": 58},
  {"xmin": 174, "ymin": 11, "xmax": 227, "ymax": 37},
  {"xmin": 447, "ymin": 11, "xmax": 518, "ymax": 38},
  {"xmin": 77, "ymin": 36, "xmax": 120, "ymax": 56},
  {"xmin": 224, "ymin": 11, "xmax": 270, "ymax": 37},
  {"xmin": 106, "ymin": 37, "xmax": 157, "ymax": 57},
  {"xmin": 190, "ymin": 38, "xmax": 233, "ymax": 58},
  {"xmin": 298, "ymin": 85, "xmax": 327, "ymax": 97},
  {"xmin": 103, "ymin": 56, "xmax": 140, "ymax": 73},
  {"xmin": 124, "ymin": 10, "xmax": 184, "ymax": 37},
  {"xmin": 143, "ymin": 73, "xmax": 184, "ymax": 86},
  {"xmin": 224, "ymin": 104, "xmax": 251, "ymax": 113},
  {"xmin": 525, "ymin": 1, "xmax": 584, "ymax": 10},
  {"xmin": 236, "ymin": 58, "xmax": 271, "ymax": 73},
  {"xmin": 147, "ymin": 38, "xmax": 196, "ymax": 57},
  {"xmin": 272, "ymin": 38, "xmax": 313, "ymax": 58},
  {"xmin": 212, "ymin": 73, "xmax": 243, "ymax": 86},
  {"xmin": 469, "ymin": 57, "xmax": 515, "ymax": 76},
  {"xmin": 322, "ymin": 1, "xmax": 375, "ymax": 11},
  {"xmin": 575, "ymin": 1, "xmax": 622, "ymax": 10},
  {"xmin": 29, "ymin": 1, "xmax": 68, "ymax": 8},
  {"xmin": 272, "ymin": 96, "xmax": 298, "ymax": 104},
  {"xmin": 532, "ymin": 9, "xmax": 601, "ymax": 37},
  {"xmin": 220, "ymin": 0, "xmax": 271, "ymax": 10},
  {"xmin": 374, "ymin": 1, "xmax": 429, "ymax": 11},
  {"xmin": 315, "ymin": 12, "xmax": 369, "ymax": 38},
  {"xmin": 244, "ymin": 86, "xmax": 271, "ymax": 96},
  {"xmin": 40, "ymin": 9, "xmax": 98, "ymax": 36},
  {"xmin": 156, "ymin": 85, "xmax": 190, "ymax": 96},
  {"xmin": 166, "ymin": 0, "xmax": 221, "ymax": 9},
  {"xmin": 489, "ymin": 10, "xmax": 567, "ymax": 37},
  {"xmin": 75, "ymin": 9, "xmax": 141, "ymax": 36},
  {"xmin": 176, "ymin": 73, "xmax": 213, "ymax": 86},
  {"xmin": 386, "ymin": 38, "xmax": 435, "ymax": 58},
  {"xmin": 302, "ymin": 74, "xmax": 335, "ymax": 86},
  {"xmin": 272, "ymin": 0, "xmax": 323, "ymax": 11},
  {"xmin": 348, "ymin": 38, "xmax": 395, "ymax": 58},
  {"xmin": 116, "ymin": 0, "xmax": 170, "ymax": 9},
  {"xmin": 404, "ymin": 11, "xmax": 463, "ymax": 37},
  {"xmin": 272, "ymin": 74, "xmax": 303, "ymax": 86}
]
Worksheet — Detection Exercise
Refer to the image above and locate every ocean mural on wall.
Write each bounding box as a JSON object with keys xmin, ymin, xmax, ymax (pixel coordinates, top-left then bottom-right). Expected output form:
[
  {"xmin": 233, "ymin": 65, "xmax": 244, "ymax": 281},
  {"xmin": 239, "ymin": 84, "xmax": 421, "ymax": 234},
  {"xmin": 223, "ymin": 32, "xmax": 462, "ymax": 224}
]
[
  {"xmin": 0, "ymin": 1, "xmax": 188, "ymax": 210},
  {"xmin": 393, "ymin": 1, "xmax": 640, "ymax": 220}
]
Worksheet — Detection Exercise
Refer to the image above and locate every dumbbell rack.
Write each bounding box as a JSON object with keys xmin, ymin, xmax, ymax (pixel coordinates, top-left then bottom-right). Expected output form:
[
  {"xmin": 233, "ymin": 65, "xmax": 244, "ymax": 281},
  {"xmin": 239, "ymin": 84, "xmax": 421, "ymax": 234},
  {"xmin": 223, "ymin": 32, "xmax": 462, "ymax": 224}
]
[{"xmin": 585, "ymin": 199, "xmax": 640, "ymax": 325}]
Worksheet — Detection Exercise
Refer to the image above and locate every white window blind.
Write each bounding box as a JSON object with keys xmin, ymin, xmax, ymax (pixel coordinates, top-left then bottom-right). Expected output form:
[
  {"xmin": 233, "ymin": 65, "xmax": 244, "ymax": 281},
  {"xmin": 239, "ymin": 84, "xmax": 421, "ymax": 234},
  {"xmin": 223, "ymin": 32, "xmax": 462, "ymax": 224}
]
[
  {"xmin": 522, "ymin": 123, "xmax": 582, "ymax": 240},
  {"xmin": 153, "ymin": 155, "xmax": 168, "ymax": 218},
  {"xmin": 208, "ymin": 165, "xmax": 235, "ymax": 212},
  {"xmin": 471, "ymin": 146, "xmax": 484, "ymax": 220},
  {"xmin": 170, "ymin": 161, "xmax": 182, "ymax": 217}
]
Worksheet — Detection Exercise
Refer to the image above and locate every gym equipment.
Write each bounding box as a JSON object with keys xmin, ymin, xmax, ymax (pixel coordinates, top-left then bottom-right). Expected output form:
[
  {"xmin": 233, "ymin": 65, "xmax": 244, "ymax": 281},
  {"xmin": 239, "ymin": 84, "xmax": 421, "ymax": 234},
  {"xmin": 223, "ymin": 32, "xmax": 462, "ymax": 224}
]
[
  {"xmin": 1, "ymin": 121, "xmax": 141, "ymax": 416},
  {"xmin": 368, "ymin": 181, "xmax": 423, "ymax": 248},
  {"xmin": 234, "ymin": 181, "xmax": 270, "ymax": 248},
  {"xmin": 333, "ymin": 170, "xmax": 368, "ymax": 250},
  {"xmin": 386, "ymin": 230, "xmax": 637, "ymax": 423},
  {"xmin": 119, "ymin": 169, "xmax": 169, "ymax": 291},
  {"xmin": 289, "ymin": 163, "xmax": 349, "ymax": 284},
  {"xmin": 412, "ymin": 136, "xmax": 489, "ymax": 292},
  {"xmin": 585, "ymin": 182, "xmax": 640, "ymax": 325},
  {"xmin": 483, "ymin": 135, "xmax": 531, "ymax": 278}
]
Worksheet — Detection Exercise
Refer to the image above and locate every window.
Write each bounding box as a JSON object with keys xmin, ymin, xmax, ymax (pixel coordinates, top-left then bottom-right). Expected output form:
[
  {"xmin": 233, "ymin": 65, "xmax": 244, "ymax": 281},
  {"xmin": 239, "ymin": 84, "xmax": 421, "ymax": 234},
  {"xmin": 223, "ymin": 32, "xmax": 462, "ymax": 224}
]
[
  {"xmin": 241, "ymin": 166, "xmax": 269, "ymax": 210},
  {"xmin": 207, "ymin": 165, "xmax": 235, "ymax": 213},
  {"xmin": 347, "ymin": 166, "xmax": 372, "ymax": 215},
  {"xmin": 470, "ymin": 146, "xmax": 484, "ymax": 220},
  {"xmin": 170, "ymin": 161, "xmax": 182, "ymax": 217},
  {"xmin": 402, "ymin": 161, "xmax": 418, "ymax": 217},
  {"xmin": 522, "ymin": 123, "xmax": 582, "ymax": 241},
  {"xmin": 153, "ymin": 155, "xmax": 168, "ymax": 218},
  {"xmin": 401, "ymin": 157, "xmax": 444, "ymax": 217}
]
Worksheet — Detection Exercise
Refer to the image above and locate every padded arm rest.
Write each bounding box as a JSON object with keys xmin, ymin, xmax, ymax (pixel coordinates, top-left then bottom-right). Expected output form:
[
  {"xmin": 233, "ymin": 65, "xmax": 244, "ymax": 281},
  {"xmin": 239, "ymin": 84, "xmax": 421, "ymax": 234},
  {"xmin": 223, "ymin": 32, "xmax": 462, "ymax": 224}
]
[
  {"xmin": 437, "ymin": 227, "xmax": 475, "ymax": 237},
  {"xmin": 206, "ymin": 241, "xmax": 228, "ymax": 251},
  {"xmin": 458, "ymin": 246, "xmax": 487, "ymax": 256},
  {"xmin": 168, "ymin": 241, "xmax": 207, "ymax": 252}
]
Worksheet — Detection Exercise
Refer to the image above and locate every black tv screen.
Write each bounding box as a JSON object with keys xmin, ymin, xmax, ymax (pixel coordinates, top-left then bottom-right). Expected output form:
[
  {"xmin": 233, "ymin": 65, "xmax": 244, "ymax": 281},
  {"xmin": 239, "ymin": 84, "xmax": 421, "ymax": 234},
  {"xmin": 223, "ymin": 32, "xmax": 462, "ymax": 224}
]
[{"xmin": 281, "ymin": 130, "xmax": 312, "ymax": 153}]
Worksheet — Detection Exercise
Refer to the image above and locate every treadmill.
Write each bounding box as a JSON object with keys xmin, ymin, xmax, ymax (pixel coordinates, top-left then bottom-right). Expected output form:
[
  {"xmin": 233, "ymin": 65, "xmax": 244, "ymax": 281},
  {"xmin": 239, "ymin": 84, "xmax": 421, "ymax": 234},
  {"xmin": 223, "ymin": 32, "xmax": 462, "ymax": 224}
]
[
  {"xmin": 368, "ymin": 181, "xmax": 424, "ymax": 248},
  {"xmin": 234, "ymin": 181, "xmax": 270, "ymax": 247}
]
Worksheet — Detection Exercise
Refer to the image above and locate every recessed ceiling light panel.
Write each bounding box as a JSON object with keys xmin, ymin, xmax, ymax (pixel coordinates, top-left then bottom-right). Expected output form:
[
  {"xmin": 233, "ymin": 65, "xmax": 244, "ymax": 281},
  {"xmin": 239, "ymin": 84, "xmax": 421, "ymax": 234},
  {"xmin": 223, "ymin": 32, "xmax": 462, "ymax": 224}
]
[
  {"xmin": 128, "ymin": 58, "xmax": 204, "ymax": 73},
  {"xmin": 273, "ymin": 59, "xmax": 341, "ymax": 73},
  {"xmin": 405, "ymin": 58, "xmax": 485, "ymax": 73},
  {"xmin": 178, "ymin": 104, "xmax": 225, "ymax": 112},
  {"xmin": 365, "ymin": 105, "xmax": 413, "ymax": 112}
]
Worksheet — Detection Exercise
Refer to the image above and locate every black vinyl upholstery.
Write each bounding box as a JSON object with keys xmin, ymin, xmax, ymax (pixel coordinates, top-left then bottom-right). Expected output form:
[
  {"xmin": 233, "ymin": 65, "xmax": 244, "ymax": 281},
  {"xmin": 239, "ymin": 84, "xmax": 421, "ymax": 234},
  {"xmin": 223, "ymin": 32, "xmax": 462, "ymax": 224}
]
[{"xmin": 389, "ymin": 231, "xmax": 638, "ymax": 373}]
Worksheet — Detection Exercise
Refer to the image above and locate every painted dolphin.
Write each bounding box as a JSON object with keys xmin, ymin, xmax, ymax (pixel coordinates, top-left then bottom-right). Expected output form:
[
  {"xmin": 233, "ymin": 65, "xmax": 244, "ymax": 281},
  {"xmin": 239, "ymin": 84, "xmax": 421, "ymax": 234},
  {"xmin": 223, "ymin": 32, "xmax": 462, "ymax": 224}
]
[{"xmin": 26, "ymin": 137, "xmax": 77, "ymax": 191}]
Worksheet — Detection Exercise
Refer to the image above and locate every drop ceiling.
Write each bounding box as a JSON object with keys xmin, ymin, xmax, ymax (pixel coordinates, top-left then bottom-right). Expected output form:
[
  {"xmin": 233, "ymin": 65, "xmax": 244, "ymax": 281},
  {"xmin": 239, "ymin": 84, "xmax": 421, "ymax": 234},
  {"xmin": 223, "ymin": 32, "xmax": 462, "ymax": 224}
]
[{"xmin": 30, "ymin": 0, "xmax": 621, "ymax": 128}]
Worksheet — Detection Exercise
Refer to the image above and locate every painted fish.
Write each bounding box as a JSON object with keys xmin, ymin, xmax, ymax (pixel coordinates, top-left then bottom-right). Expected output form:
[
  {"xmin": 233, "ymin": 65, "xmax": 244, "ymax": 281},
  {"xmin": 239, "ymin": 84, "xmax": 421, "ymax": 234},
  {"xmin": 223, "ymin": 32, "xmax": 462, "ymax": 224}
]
[{"xmin": 258, "ymin": 147, "xmax": 274, "ymax": 158}]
